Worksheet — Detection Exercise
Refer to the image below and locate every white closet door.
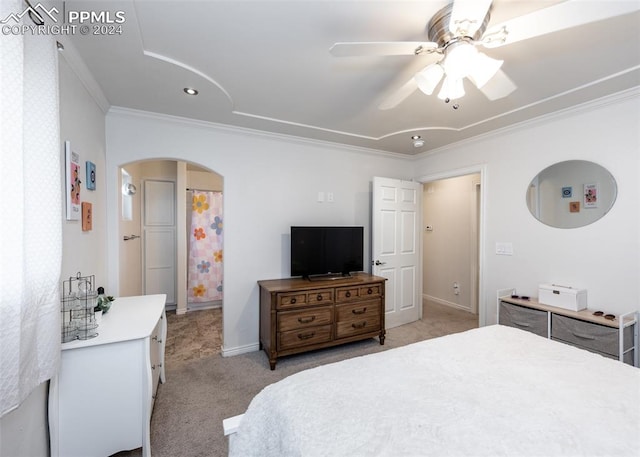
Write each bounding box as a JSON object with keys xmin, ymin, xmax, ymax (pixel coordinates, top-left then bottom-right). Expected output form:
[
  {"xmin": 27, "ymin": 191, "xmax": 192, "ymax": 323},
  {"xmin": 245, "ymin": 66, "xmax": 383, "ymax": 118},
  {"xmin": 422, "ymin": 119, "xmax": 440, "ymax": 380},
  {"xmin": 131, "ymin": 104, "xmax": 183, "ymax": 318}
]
[{"xmin": 143, "ymin": 180, "xmax": 176, "ymax": 305}]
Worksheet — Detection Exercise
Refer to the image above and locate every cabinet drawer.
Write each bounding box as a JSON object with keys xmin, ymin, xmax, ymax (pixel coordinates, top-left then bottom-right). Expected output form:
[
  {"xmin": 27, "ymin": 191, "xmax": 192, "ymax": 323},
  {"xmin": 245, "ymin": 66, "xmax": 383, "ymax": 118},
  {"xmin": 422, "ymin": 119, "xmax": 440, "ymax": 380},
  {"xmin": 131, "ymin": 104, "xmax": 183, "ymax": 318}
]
[
  {"xmin": 335, "ymin": 302, "xmax": 381, "ymax": 339},
  {"xmin": 277, "ymin": 292, "xmax": 308, "ymax": 309},
  {"xmin": 279, "ymin": 324, "xmax": 332, "ymax": 350},
  {"xmin": 335, "ymin": 284, "xmax": 382, "ymax": 303},
  {"xmin": 278, "ymin": 307, "xmax": 333, "ymax": 332},
  {"xmin": 335, "ymin": 300, "xmax": 380, "ymax": 322},
  {"xmin": 277, "ymin": 289, "xmax": 333, "ymax": 309},
  {"xmin": 551, "ymin": 314, "xmax": 634, "ymax": 357},
  {"xmin": 499, "ymin": 301, "xmax": 548, "ymax": 337}
]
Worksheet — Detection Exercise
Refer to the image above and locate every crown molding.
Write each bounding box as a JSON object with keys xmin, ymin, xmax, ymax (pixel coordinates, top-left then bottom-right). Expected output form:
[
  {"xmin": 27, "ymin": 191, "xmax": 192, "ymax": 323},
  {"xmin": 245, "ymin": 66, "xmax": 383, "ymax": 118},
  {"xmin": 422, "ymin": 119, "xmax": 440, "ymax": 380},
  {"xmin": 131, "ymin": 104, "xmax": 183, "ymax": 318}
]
[
  {"xmin": 413, "ymin": 85, "xmax": 640, "ymax": 160},
  {"xmin": 107, "ymin": 106, "xmax": 411, "ymax": 161}
]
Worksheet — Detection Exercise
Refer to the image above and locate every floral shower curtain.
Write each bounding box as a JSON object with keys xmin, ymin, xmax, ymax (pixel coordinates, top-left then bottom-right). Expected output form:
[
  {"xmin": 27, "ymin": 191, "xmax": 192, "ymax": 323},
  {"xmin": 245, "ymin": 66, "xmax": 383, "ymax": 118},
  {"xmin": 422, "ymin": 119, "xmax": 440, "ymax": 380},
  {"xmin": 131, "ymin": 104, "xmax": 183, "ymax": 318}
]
[{"xmin": 187, "ymin": 191, "xmax": 223, "ymax": 303}]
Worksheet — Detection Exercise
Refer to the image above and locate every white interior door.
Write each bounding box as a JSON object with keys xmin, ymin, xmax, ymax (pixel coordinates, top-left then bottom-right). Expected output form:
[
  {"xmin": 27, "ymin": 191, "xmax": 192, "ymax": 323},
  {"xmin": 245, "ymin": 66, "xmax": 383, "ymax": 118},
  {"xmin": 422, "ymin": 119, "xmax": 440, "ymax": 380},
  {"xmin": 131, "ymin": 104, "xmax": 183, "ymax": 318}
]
[
  {"xmin": 143, "ymin": 180, "xmax": 176, "ymax": 306},
  {"xmin": 372, "ymin": 177, "xmax": 422, "ymax": 328}
]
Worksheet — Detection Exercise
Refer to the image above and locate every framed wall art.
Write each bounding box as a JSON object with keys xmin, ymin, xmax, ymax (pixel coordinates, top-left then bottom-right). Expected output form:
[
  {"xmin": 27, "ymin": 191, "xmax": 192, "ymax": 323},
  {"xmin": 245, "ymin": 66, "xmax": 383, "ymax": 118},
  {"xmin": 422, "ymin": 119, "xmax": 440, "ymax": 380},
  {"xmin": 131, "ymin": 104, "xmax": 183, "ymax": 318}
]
[
  {"xmin": 65, "ymin": 141, "xmax": 81, "ymax": 220},
  {"xmin": 86, "ymin": 161, "xmax": 96, "ymax": 190},
  {"xmin": 584, "ymin": 183, "xmax": 598, "ymax": 208},
  {"xmin": 82, "ymin": 202, "xmax": 92, "ymax": 231}
]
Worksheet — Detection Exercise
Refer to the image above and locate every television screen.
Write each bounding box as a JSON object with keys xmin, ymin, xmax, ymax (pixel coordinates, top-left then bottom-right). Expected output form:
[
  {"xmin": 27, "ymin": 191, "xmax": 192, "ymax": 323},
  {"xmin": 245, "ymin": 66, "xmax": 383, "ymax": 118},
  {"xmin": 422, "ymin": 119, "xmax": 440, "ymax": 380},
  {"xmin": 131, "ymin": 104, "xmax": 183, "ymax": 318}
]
[{"xmin": 291, "ymin": 226, "xmax": 364, "ymax": 278}]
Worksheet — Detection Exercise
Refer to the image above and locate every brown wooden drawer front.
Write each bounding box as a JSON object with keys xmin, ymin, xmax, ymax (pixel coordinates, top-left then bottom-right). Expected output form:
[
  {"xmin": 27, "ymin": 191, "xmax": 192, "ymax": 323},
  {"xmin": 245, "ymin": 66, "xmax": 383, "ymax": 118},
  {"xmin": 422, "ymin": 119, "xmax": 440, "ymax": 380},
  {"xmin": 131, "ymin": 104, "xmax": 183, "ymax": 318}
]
[
  {"xmin": 277, "ymin": 292, "xmax": 308, "ymax": 309},
  {"xmin": 335, "ymin": 301, "xmax": 381, "ymax": 339},
  {"xmin": 277, "ymin": 289, "xmax": 333, "ymax": 309},
  {"xmin": 335, "ymin": 283, "xmax": 382, "ymax": 303},
  {"xmin": 279, "ymin": 324, "xmax": 332, "ymax": 350},
  {"xmin": 308, "ymin": 289, "xmax": 334, "ymax": 305},
  {"xmin": 278, "ymin": 307, "xmax": 333, "ymax": 333}
]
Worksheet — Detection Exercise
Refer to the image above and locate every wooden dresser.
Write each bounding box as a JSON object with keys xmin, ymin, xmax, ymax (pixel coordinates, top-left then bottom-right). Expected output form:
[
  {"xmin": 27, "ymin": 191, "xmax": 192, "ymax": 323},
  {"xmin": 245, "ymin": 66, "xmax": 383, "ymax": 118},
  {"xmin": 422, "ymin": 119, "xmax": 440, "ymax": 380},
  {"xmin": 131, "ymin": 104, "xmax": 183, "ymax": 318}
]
[{"xmin": 259, "ymin": 273, "xmax": 386, "ymax": 369}]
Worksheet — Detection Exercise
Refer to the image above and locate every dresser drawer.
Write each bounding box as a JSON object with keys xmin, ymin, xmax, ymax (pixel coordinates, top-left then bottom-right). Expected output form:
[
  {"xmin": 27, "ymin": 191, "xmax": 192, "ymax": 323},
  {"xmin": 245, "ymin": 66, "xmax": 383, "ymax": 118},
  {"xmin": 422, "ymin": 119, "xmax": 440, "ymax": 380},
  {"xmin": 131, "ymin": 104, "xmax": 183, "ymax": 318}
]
[
  {"xmin": 551, "ymin": 314, "xmax": 634, "ymax": 357},
  {"xmin": 335, "ymin": 283, "xmax": 382, "ymax": 303},
  {"xmin": 499, "ymin": 301, "xmax": 548, "ymax": 337},
  {"xmin": 277, "ymin": 289, "xmax": 333, "ymax": 309},
  {"xmin": 278, "ymin": 307, "xmax": 333, "ymax": 332},
  {"xmin": 335, "ymin": 300, "xmax": 380, "ymax": 321},
  {"xmin": 335, "ymin": 301, "xmax": 381, "ymax": 339},
  {"xmin": 279, "ymin": 324, "xmax": 332, "ymax": 350}
]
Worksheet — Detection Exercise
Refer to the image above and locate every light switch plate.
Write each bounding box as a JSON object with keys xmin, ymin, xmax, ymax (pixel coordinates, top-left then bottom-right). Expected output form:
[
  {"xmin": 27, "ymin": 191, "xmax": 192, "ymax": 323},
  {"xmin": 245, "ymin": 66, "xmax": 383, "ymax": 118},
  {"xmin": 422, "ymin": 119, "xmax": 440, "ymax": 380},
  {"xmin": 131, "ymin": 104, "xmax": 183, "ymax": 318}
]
[{"xmin": 496, "ymin": 242, "xmax": 513, "ymax": 256}]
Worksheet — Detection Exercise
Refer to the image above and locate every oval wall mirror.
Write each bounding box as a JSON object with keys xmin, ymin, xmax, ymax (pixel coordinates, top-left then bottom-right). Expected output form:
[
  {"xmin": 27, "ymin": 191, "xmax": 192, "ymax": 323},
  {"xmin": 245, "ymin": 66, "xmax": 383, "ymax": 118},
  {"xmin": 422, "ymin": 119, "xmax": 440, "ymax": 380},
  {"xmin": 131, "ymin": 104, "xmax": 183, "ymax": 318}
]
[{"xmin": 526, "ymin": 160, "xmax": 617, "ymax": 229}]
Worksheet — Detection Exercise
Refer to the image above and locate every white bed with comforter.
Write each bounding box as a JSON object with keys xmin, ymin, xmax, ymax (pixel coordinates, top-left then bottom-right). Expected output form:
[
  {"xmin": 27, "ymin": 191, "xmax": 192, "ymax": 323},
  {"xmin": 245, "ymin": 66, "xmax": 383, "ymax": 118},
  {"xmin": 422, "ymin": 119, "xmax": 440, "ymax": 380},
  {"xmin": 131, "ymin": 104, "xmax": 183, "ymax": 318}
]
[{"xmin": 228, "ymin": 325, "xmax": 640, "ymax": 456}]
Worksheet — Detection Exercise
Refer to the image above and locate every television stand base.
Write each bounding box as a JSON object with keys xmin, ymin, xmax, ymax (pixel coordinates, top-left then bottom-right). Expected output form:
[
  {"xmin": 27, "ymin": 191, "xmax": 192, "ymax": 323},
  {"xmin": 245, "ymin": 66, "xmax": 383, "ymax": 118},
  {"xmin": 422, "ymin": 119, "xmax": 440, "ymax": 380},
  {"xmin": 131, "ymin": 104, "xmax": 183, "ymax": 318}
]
[{"xmin": 307, "ymin": 273, "xmax": 352, "ymax": 281}]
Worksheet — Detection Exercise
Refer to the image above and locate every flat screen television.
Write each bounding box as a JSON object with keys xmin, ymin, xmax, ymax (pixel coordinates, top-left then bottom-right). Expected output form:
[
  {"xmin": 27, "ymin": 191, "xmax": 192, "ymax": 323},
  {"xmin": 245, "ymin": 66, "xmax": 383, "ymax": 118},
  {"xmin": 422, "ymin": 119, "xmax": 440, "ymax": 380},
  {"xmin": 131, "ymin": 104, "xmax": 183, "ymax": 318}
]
[{"xmin": 291, "ymin": 226, "xmax": 364, "ymax": 279}]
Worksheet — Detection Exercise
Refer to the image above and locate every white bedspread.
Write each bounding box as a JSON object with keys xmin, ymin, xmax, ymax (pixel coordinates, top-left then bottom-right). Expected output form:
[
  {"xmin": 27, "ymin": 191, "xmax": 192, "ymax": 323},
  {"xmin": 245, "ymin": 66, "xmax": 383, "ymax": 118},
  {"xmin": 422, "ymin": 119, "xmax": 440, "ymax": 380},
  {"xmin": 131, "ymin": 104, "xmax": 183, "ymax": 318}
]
[{"xmin": 229, "ymin": 325, "xmax": 640, "ymax": 457}]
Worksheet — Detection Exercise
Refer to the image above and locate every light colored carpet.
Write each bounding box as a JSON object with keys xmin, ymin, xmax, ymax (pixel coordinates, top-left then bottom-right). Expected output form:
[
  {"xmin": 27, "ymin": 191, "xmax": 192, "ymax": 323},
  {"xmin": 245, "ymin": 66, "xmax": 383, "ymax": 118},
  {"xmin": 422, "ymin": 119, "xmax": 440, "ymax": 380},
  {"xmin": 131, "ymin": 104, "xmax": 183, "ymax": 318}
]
[{"xmin": 113, "ymin": 300, "xmax": 477, "ymax": 457}]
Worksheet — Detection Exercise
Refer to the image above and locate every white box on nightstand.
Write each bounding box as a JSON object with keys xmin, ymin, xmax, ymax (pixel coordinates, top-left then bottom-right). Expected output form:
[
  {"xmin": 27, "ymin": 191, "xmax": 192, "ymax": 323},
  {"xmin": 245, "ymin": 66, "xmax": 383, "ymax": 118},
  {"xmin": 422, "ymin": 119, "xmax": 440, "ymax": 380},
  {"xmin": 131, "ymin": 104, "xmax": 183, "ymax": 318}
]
[{"xmin": 538, "ymin": 284, "xmax": 587, "ymax": 311}]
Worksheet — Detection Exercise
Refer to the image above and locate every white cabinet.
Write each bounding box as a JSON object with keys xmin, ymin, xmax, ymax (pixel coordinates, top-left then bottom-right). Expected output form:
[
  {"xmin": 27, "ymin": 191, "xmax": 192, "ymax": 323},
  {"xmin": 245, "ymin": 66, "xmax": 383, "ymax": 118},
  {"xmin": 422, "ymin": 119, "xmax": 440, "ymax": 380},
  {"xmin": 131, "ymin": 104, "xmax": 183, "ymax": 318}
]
[{"xmin": 49, "ymin": 294, "xmax": 167, "ymax": 457}]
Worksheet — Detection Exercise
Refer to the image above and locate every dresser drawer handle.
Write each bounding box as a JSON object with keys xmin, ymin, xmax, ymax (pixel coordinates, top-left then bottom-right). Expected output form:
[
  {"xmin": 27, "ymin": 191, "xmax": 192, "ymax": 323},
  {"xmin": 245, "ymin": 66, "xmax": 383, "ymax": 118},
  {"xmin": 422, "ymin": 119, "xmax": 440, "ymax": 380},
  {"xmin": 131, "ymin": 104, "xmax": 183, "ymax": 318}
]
[
  {"xmin": 367, "ymin": 288, "xmax": 373, "ymax": 295},
  {"xmin": 513, "ymin": 321, "xmax": 531, "ymax": 328},
  {"xmin": 316, "ymin": 294, "xmax": 323, "ymax": 301},
  {"xmin": 297, "ymin": 331, "xmax": 316, "ymax": 340},
  {"xmin": 352, "ymin": 307, "xmax": 367, "ymax": 315},
  {"xmin": 345, "ymin": 291, "xmax": 351, "ymax": 298},
  {"xmin": 572, "ymin": 332, "xmax": 596, "ymax": 340},
  {"xmin": 290, "ymin": 298, "xmax": 297, "ymax": 304},
  {"xmin": 298, "ymin": 316, "xmax": 316, "ymax": 324},
  {"xmin": 352, "ymin": 321, "xmax": 367, "ymax": 329}
]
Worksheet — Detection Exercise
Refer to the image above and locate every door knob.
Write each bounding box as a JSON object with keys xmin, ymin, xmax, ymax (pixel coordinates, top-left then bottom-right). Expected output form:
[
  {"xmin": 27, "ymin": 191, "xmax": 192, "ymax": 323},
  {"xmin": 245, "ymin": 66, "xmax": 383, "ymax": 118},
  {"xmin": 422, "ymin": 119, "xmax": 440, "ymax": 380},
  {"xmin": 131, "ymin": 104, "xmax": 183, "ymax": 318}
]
[{"xmin": 374, "ymin": 260, "xmax": 386, "ymax": 266}]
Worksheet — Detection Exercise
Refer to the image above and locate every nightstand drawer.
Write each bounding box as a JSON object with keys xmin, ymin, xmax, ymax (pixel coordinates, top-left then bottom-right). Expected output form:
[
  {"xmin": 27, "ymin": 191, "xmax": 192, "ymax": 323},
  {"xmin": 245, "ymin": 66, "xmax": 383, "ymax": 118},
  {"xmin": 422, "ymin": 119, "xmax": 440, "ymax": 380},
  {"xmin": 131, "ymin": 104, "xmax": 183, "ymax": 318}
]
[
  {"xmin": 278, "ymin": 307, "xmax": 333, "ymax": 332},
  {"xmin": 499, "ymin": 301, "xmax": 547, "ymax": 337},
  {"xmin": 551, "ymin": 314, "xmax": 634, "ymax": 357},
  {"xmin": 279, "ymin": 324, "xmax": 332, "ymax": 350}
]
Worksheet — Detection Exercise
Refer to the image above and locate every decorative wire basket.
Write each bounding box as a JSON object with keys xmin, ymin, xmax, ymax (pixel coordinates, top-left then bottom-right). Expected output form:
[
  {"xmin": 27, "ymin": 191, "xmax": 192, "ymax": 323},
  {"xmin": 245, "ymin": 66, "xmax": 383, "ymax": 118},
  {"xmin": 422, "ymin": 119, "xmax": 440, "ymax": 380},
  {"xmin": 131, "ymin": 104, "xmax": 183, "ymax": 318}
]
[{"xmin": 61, "ymin": 272, "xmax": 98, "ymax": 342}]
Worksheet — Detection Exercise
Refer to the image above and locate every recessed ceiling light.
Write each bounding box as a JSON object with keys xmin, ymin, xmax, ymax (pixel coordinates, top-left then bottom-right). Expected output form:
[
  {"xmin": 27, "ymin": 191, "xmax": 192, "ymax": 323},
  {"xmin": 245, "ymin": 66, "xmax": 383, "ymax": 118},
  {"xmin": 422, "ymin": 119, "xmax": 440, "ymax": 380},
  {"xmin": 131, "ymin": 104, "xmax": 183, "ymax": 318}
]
[
  {"xmin": 56, "ymin": 41, "xmax": 64, "ymax": 51},
  {"xmin": 183, "ymin": 87, "xmax": 198, "ymax": 96},
  {"xmin": 411, "ymin": 135, "xmax": 421, "ymax": 140},
  {"xmin": 411, "ymin": 135, "xmax": 425, "ymax": 148}
]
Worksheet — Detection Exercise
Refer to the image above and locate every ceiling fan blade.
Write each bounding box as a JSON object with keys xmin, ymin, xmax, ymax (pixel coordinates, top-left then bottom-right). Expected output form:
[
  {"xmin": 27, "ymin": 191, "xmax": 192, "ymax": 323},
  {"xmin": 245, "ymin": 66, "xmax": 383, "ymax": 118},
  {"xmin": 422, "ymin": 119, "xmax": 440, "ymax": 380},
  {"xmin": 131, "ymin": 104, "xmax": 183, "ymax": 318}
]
[
  {"xmin": 476, "ymin": 68, "xmax": 516, "ymax": 101},
  {"xmin": 378, "ymin": 78, "xmax": 418, "ymax": 110},
  {"xmin": 482, "ymin": 0, "xmax": 640, "ymax": 48},
  {"xmin": 449, "ymin": 0, "xmax": 493, "ymax": 37},
  {"xmin": 329, "ymin": 42, "xmax": 438, "ymax": 57}
]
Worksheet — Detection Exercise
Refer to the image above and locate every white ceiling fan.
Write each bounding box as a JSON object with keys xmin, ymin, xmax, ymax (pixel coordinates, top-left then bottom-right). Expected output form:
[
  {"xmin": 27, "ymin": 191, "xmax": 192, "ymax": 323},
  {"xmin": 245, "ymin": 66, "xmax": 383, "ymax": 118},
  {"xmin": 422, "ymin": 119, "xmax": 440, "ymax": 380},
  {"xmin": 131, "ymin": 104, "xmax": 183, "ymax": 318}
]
[{"xmin": 329, "ymin": 0, "xmax": 640, "ymax": 109}]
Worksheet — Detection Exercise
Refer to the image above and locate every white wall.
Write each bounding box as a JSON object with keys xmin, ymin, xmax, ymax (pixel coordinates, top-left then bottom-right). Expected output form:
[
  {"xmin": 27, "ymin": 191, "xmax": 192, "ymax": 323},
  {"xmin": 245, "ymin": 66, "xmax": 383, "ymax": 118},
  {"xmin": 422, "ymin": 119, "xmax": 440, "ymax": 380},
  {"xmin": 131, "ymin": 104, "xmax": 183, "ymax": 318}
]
[
  {"xmin": 413, "ymin": 90, "xmax": 640, "ymax": 324},
  {"xmin": 105, "ymin": 109, "xmax": 411, "ymax": 354},
  {"xmin": 0, "ymin": 54, "xmax": 107, "ymax": 457},
  {"xmin": 423, "ymin": 174, "xmax": 479, "ymax": 312}
]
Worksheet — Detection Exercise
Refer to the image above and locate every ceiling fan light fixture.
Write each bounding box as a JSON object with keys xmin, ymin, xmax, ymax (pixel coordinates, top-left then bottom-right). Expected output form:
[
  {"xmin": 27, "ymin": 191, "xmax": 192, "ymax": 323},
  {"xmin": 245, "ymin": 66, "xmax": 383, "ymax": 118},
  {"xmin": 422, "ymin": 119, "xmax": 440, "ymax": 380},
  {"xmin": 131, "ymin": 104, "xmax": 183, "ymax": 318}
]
[
  {"xmin": 468, "ymin": 52, "xmax": 503, "ymax": 89},
  {"xmin": 438, "ymin": 76, "xmax": 465, "ymax": 101},
  {"xmin": 415, "ymin": 63, "xmax": 444, "ymax": 95},
  {"xmin": 443, "ymin": 40, "xmax": 477, "ymax": 80}
]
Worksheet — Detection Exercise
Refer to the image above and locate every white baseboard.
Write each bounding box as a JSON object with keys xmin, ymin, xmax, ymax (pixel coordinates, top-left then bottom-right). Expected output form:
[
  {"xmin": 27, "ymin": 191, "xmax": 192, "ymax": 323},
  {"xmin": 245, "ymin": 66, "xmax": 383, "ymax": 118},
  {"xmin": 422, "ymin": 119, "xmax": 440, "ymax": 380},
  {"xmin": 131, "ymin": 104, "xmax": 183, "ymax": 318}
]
[
  {"xmin": 423, "ymin": 294, "xmax": 474, "ymax": 313},
  {"xmin": 221, "ymin": 342, "xmax": 260, "ymax": 358}
]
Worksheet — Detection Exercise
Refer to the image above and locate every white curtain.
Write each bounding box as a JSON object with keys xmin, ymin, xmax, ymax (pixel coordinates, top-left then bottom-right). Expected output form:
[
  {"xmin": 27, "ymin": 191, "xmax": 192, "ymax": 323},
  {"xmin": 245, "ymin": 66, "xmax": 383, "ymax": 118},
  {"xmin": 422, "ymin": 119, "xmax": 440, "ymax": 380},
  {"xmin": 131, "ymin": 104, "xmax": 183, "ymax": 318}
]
[{"xmin": 0, "ymin": 0, "xmax": 62, "ymax": 417}]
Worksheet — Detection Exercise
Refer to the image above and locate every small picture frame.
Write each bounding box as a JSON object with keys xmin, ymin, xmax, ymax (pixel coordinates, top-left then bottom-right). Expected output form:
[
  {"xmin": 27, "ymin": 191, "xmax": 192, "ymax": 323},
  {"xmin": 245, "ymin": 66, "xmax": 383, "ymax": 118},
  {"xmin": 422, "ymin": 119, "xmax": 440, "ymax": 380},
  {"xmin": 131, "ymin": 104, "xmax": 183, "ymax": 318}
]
[
  {"xmin": 82, "ymin": 202, "xmax": 92, "ymax": 231},
  {"xmin": 86, "ymin": 161, "xmax": 96, "ymax": 190},
  {"xmin": 584, "ymin": 183, "xmax": 598, "ymax": 208},
  {"xmin": 570, "ymin": 201, "xmax": 580, "ymax": 213},
  {"xmin": 561, "ymin": 186, "xmax": 572, "ymax": 198},
  {"xmin": 65, "ymin": 141, "xmax": 81, "ymax": 221}
]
